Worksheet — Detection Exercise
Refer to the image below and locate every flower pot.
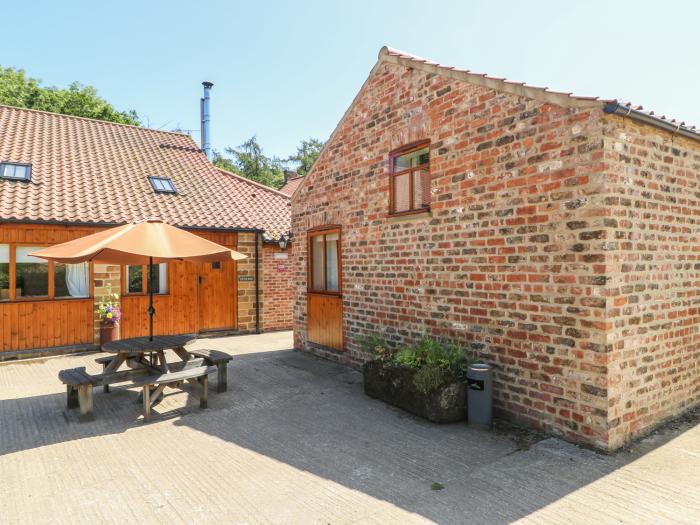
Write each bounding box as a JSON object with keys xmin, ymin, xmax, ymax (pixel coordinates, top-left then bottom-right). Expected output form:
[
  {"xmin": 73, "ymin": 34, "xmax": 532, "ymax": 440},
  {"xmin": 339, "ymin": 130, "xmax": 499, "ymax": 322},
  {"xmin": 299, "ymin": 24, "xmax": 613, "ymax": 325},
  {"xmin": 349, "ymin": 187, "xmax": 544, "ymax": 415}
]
[
  {"xmin": 362, "ymin": 361, "xmax": 467, "ymax": 423},
  {"xmin": 99, "ymin": 322, "xmax": 120, "ymax": 348}
]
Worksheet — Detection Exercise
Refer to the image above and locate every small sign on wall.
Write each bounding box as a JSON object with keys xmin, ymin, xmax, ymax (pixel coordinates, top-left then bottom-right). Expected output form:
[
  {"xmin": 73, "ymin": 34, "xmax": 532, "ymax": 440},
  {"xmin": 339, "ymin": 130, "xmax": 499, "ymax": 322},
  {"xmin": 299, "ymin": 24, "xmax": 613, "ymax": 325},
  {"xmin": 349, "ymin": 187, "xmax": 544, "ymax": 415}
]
[
  {"xmin": 239, "ymin": 275, "xmax": 254, "ymax": 282},
  {"xmin": 274, "ymin": 252, "xmax": 288, "ymax": 260},
  {"xmin": 277, "ymin": 264, "xmax": 286, "ymax": 272}
]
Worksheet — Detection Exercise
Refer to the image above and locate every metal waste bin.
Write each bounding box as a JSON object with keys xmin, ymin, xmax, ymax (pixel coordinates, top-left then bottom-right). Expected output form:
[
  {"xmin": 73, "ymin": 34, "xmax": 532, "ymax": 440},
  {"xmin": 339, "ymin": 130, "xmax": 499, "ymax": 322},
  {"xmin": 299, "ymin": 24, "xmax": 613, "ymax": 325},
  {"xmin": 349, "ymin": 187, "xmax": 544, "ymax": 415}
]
[{"xmin": 467, "ymin": 363, "xmax": 493, "ymax": 427}]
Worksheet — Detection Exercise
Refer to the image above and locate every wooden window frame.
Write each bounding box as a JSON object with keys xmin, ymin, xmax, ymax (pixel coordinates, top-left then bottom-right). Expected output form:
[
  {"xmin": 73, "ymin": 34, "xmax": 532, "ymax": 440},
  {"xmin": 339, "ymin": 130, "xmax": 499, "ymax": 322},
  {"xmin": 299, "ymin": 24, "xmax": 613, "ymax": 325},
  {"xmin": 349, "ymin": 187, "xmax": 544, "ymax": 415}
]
[
  {"xmin": 388, "ymin": 140, "xmax": 431, "ymax": 216},
  {"xmin": 307, "ymin": 227, "xmax": 342, "ymax": 296},
  {"xmin": 0, "ymin": 243, "xmax": 93, "ymax": 303},
  {"xmin": 122, "ymin": 263, "xmax": 170, "ymax": 296}
]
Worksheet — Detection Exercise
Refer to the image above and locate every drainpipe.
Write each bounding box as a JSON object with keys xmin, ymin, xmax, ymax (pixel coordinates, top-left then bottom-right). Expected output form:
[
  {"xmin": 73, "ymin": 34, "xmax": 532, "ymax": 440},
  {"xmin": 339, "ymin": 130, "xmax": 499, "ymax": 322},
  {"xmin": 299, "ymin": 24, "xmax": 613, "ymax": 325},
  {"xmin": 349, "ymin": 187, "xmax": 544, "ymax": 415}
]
[
  {"xmin": 603, "ymin": 102, "xmax": 699, "ymax": 142},
  {"xmin": 201, "ymin": 81, "xmax": 214, "ymax": 161},
  {"xmin": 255, "ymin": 231, "xmax": 261, "ymax": 334}
]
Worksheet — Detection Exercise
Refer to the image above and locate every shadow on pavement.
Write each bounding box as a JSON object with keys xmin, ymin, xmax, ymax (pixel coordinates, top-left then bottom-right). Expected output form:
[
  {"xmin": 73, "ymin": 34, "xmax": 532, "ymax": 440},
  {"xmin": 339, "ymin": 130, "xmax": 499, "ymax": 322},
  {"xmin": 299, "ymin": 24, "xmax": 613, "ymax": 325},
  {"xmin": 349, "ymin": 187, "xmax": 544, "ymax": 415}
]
[{"xmin": 1, "ymin": 346, "xmax": 698, "ymax": 524}]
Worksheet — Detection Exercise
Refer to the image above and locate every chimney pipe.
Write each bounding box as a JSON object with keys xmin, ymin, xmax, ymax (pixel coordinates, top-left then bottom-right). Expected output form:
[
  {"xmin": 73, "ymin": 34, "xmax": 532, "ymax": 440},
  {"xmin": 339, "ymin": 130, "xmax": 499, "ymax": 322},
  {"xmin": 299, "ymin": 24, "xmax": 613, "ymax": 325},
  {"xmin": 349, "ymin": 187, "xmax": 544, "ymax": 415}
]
[{"xmin": 201, "ymin": 81, "xmax": 214, "ymax": 161}]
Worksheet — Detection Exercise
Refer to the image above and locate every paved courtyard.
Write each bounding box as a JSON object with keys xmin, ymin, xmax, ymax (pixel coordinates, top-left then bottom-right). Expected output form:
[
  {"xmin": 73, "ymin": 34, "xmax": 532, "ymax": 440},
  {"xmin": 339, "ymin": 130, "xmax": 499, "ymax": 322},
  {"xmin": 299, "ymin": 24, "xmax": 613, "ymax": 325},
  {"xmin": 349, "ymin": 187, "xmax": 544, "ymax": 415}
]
[{"xmin": 0, "ymin": 331, "xmax": 698, "ymax": 524}]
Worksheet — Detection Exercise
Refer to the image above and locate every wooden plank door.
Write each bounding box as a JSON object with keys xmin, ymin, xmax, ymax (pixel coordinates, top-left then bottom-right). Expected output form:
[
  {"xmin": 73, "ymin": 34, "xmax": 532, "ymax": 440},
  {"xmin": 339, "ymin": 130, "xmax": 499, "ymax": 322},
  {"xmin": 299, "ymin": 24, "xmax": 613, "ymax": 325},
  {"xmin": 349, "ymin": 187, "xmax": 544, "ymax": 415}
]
[
  {"xmin": 198, "ymin": 260, "xmax": 237, "ymax": 331},
  {"xmin": 307, "ymin": 228, "xmax": 342, "ymax": 350},
  {"xmin": 308, "ymin": 294, "xmax": 342, "ymax": 350}
]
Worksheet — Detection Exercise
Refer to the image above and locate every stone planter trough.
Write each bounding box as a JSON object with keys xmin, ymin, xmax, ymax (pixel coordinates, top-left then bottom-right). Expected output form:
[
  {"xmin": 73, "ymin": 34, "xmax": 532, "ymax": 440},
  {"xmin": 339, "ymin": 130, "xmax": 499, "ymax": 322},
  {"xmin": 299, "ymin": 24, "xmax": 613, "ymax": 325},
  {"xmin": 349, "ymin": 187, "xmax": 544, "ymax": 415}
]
[{"xmin": 362, "ymin": 360, "xmax": 467, "ymax": 423}]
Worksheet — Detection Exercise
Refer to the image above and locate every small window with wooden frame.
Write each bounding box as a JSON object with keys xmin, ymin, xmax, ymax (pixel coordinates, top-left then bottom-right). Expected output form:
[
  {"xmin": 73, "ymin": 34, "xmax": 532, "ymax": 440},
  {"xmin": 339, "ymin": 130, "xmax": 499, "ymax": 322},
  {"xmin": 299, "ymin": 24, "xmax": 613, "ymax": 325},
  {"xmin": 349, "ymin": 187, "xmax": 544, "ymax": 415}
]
[
  {"xmin": 123, "ymin": 263, "xmax": 169, "ymax": 295},
  {"xmin": 389, "ymin": 141, "xmax": 430, "ymax": 215},
  {"xmin": 0, "ymin": 243, "xmax": 92, "ymax": 301},
  {"xmin": 308, "ymin": 229, "xmax": 341, "ymax": 294}
]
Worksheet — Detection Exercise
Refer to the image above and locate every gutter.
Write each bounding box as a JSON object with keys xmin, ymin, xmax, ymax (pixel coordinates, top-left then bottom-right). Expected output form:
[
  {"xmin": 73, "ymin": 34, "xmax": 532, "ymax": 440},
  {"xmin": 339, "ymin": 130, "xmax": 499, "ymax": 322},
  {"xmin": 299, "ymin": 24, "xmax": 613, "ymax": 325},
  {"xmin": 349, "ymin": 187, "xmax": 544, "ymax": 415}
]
[
  {"xmin": 603, "ymin": 102, "xmax": 700, "ymax": 143},
  {"xmin": 0, "ymin": 218, "xmax": 263, "ymax": 234}
]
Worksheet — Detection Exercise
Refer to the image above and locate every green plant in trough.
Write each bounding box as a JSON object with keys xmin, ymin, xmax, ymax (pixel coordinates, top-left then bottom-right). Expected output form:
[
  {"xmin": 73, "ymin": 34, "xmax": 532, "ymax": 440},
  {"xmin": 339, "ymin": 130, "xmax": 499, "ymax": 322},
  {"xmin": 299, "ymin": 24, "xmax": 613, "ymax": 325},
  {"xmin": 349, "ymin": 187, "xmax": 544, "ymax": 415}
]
[
  {"xmin": 357, "ymin": 332, "xmax": 395, "ymax": 362},
  {"xmin": 395, "ymin": 335, "xmax": 473, "ymax": 374},
  {"xmin": 365, "ymin": 333, "xmax": 477, "ymax": 394}
]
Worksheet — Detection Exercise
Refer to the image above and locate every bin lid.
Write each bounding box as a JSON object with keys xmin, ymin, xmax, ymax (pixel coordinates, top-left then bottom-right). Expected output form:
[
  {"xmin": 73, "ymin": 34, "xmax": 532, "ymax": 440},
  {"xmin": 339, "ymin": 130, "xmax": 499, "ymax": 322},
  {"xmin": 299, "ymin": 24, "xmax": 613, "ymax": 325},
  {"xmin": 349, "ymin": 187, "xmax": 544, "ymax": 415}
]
[{"xmin": 469, "ymin": 363, "xmax": 491, "ymax": 372}]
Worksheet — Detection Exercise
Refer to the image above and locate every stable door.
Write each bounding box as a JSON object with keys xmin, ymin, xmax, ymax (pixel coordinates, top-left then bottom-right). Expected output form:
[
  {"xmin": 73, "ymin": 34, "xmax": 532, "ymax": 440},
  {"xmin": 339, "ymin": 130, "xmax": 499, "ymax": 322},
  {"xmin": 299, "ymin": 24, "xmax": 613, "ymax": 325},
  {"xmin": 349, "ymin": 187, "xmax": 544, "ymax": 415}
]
[{"xmin": 307, "ymin": 228, "xmax": 343, "ymax": 350}]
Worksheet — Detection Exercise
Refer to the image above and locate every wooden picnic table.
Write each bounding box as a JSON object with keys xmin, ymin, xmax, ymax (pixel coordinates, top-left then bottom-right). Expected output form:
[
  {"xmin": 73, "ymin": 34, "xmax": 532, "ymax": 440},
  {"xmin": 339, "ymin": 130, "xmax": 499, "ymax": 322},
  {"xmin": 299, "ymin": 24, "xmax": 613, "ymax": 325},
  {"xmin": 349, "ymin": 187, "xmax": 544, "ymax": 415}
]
[
  {"xmin": 101, "ymin": 334, "xmax": 196, "ymax": 375},
  {"xmin": 59, "ymin": 334, "xmax": 232, "ymax": 421}
]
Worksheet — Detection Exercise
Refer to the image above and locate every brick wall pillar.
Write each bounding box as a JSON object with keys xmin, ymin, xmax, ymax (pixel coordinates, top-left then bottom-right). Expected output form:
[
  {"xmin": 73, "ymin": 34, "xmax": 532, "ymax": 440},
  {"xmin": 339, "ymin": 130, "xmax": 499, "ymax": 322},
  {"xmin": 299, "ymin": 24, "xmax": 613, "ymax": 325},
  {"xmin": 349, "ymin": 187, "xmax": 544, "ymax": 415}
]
[
  {"xmin": 236, "ymin": 232, "xmax": 263, "ymax": 333},
  {"xmin": 92, "ymin": 263, "xmax": 121, "ymax": 343}
]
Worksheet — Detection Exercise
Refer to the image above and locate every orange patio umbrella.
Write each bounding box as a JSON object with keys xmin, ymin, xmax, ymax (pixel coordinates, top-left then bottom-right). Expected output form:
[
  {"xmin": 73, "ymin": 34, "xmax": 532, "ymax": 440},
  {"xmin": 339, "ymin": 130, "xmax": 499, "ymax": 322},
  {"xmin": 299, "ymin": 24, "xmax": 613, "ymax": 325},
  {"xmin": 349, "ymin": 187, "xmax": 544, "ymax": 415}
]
[{"xmin": 31, "ymin": 219, "xmax": 247, "ymax": 340}]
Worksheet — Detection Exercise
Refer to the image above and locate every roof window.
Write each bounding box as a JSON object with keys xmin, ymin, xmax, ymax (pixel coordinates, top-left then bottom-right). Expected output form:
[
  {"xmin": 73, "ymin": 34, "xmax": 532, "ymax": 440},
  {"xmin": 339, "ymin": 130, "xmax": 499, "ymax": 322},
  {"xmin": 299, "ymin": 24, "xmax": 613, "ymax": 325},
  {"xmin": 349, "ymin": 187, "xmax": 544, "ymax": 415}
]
[
  {"xmin": 149, "ymin": 177, "xmax": 176, "ymax": 194},
  {"xmin": 0, "ymin": 163, "xmax": 31, "ymax": 181}
]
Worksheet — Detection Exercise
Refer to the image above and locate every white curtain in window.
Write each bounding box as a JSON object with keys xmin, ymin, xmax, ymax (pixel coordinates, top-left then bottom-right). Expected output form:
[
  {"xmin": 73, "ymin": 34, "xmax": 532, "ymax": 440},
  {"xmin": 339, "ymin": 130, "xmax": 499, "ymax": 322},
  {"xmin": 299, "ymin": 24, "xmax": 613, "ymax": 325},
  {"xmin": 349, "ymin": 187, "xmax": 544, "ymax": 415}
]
[
  {"xmin": 0, "ymin": 244, "xmax": 8, "ymax": 263},
  {"xmin": 394, "ymin": 172, "xmax": 410, "ymax": 212},
  {"xmin": 325, "ymin": 233, "xmax": 339, "ymax": 291},
  {"xmin": 312, "ymin": 236, "xmax": 325, "ymax": 290},
  {"xmin": 158, "ymin": 263, "xmax": 168, "ymax": 294},
  {"xmin": 66, "ymin": 263, "xmax": 89, "ymax": 297}
]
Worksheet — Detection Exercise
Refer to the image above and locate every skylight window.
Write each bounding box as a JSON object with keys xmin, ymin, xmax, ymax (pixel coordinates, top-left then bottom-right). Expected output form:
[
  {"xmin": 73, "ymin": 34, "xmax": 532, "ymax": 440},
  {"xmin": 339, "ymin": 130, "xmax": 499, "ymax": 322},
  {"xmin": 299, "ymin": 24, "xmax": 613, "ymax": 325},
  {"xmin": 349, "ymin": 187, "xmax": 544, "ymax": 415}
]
[
  {"xmin": 149, "ymin": 177, "xmax": 176, "ymax": 194},
  {"xmin": 0, "ymin": 163, "xmax": 31, "ymax": 181}
]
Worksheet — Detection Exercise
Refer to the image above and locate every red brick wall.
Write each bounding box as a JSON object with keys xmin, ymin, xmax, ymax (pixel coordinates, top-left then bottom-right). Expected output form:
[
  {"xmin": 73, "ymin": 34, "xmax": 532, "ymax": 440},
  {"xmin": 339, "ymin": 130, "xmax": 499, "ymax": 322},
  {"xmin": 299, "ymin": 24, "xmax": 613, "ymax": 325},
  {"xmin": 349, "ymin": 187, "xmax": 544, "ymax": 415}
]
[
  {"xmin": 292, "ymin": 59, "xmax": 614, "ymax": 448},
  {"xmin": 604, "ymin": 115, "xmax": 700, "ymax": 449},
  {"xmin": 263, "ymin": 243, "xmax": 293, "ymax": 331}
]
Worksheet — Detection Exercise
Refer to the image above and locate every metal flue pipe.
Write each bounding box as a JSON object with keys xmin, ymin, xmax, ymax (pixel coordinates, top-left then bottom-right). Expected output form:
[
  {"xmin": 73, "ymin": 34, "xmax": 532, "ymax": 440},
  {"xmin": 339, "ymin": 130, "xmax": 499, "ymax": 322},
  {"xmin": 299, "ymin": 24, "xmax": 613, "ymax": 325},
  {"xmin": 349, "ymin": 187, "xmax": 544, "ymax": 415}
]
[{"xmin": 201, "ymin": 81, "xmax": 214, "ymax": 161}]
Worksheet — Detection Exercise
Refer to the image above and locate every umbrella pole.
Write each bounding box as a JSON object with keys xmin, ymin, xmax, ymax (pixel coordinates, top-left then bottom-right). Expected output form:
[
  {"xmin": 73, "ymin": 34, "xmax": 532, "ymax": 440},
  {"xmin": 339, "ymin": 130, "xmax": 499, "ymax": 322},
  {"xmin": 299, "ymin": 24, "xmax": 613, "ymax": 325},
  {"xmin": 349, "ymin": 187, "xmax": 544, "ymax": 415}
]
[{"xmin": 148, "ymin": 256, "xmax": 155, "ymax": 342}]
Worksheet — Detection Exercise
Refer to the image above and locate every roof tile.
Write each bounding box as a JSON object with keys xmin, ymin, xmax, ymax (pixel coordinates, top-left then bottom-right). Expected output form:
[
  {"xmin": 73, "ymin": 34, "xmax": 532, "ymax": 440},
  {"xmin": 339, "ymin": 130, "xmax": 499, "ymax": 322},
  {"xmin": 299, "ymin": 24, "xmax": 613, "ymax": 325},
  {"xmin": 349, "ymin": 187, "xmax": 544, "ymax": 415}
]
[
  {"xmin": 278, "ymin": 176, "xmax": 304, "ymax": 196},
  {"xmin": 0, "ymin": 105, "xmax": 291, "ymax": 238}
]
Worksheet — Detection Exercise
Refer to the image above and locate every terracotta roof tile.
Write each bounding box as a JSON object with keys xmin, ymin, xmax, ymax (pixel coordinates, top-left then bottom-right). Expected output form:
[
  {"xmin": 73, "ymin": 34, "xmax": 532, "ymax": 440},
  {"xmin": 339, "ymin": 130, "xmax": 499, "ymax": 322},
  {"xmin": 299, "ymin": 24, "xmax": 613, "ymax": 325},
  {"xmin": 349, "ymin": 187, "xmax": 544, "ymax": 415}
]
[
  {"xmin": 604, "ymin": 100, "xmax": 700, "ymax": 137},
  {"xmin": 214, "ymin": 168, "xmax": 291, "ymax": 239},
  {"xmin": 0, "ymin": 105, "xmax": 291, "ymax": 238},
  {"xmin": 278, "ymin": 176, "xmax": 304, "ymax": 196}
]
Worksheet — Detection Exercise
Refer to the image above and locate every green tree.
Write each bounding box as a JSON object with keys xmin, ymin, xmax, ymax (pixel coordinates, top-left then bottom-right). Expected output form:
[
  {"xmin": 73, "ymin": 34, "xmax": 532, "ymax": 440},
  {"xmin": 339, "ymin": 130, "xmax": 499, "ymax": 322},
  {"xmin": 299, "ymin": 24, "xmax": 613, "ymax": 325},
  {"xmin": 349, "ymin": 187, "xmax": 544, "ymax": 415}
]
[
  {"xmin": 214, "ymin": 135, "xmax": 285, "ymax": 188},
  {"xmin": 286, "ymin": 138, "xmax": 324, "ymax": 176},
  {"xmin": 212, "ymin": 153, "xmax": 238, "ymax": 174},
  {"xmin": 0, "ymin": 66, "xmax": 140, "ymax": 125}
]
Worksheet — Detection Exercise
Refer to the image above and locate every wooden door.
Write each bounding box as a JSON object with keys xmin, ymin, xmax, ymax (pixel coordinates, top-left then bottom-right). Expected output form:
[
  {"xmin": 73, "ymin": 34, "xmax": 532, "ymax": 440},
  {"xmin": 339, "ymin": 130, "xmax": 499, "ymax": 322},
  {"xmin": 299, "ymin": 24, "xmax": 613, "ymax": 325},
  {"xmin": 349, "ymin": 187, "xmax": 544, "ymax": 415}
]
[
  {"xmin": 198, "ymin": 260, "xmax": 237, "ymax": 331},
  {"xmin": 307, "ymin": 228, "xmax": 342, "ymax": 350},
  {"xmin": 308, "ymin": 294, "xmax": 342, "ymax": 349}
]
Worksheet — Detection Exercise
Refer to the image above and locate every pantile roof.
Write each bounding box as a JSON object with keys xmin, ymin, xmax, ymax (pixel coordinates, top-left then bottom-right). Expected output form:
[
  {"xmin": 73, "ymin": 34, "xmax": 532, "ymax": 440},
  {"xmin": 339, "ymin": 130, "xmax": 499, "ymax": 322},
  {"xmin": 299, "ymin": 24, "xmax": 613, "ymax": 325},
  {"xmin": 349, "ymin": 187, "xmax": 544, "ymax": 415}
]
[
  {"xmin": 214, "ymin": 168, "xmax": 290, "ymax": 240},
  {"xmin": 279, "ymin": 176, "xmax": 304, "ymax": 196},
  {"xmin": 0, "ymin": 104, "xmax": 291, "ymax": 238}
]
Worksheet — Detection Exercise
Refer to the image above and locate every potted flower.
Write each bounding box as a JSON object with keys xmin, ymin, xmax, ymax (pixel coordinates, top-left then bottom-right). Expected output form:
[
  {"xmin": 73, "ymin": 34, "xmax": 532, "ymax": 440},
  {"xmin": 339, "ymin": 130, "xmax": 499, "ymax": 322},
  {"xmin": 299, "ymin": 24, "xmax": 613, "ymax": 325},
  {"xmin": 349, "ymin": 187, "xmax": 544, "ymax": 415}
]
[
  {"xmin": 360, "ymin": 333, "xmax": 476, "ymax": 423},
  {"xmin": 96, "ymin": 285, "xmax": 121, "ymax": 347}
]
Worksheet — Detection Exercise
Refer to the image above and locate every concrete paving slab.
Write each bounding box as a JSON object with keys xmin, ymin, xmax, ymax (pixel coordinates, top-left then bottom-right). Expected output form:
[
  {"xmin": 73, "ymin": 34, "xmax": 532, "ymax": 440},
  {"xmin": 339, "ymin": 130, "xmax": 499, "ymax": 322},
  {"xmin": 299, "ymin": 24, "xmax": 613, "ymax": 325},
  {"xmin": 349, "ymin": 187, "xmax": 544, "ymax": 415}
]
[{"xmin": 0, "ymin": 331, "xmax": 698, "ymax": 524}]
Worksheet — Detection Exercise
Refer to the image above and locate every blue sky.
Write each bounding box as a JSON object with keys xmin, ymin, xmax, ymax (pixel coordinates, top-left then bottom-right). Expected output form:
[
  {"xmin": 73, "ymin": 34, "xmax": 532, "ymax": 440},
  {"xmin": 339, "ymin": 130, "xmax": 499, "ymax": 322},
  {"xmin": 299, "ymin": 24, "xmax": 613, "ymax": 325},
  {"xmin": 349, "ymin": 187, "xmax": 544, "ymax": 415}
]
[{"xmin": 2, "ymin": 1, "xmax": 696, "ymax": 161}]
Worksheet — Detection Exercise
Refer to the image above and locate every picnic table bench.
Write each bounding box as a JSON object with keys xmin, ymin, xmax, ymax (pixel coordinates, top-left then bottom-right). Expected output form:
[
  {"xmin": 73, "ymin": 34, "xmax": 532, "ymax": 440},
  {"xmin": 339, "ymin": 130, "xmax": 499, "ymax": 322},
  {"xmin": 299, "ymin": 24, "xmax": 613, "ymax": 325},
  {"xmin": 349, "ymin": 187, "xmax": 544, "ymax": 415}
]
[
  {"xmin": 187, "ymin": 349, "xmax": 232, "ymax": 393},
  {"xmin": 58, "ymin": 334, "xmax": 232, "ymax": 421},
  {"xmin": 59, "ymin": 362, "xmax": 215, "ymax": 421},
  {"xmin": 95, "ymin": 346, "xmax": 231, "ymax": 392},
  {"xmin": 131, "ymin": 365, "xmax": 216, "ymax": 421}
]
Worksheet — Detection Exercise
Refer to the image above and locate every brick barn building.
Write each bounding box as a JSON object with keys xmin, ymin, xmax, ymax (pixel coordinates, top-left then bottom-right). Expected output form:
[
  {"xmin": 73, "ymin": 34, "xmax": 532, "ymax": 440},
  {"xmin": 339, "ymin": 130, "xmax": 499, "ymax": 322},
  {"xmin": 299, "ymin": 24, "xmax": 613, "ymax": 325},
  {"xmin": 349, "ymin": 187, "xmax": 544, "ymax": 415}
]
[
  {"xmin": 291, "ymin": 46, "xmax": 700, "ymax": 451},
  {"xmin": 0, "ymin": 104, "xmax": 292, "ymax": 361}
]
